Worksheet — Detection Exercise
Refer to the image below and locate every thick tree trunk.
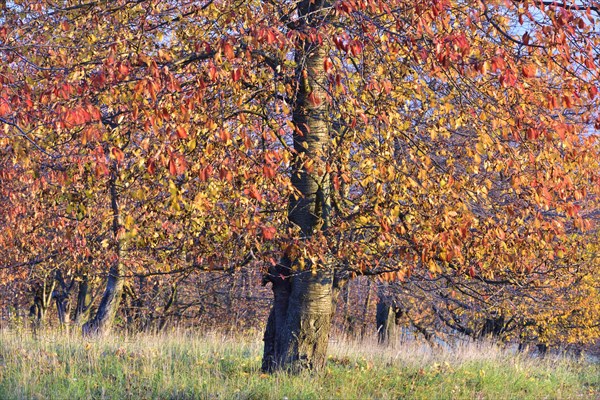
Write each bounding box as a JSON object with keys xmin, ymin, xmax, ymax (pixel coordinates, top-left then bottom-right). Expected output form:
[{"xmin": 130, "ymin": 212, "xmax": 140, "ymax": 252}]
[
  {"xmin": 83, "ymin": 166, "xmax": 126, "ymax": 336},
  {"xmin": 262, "ymin": 0, "xmax": 335, "ymax": 373},
  {"xmin": 280, "ymin": 269, "xmax": 334, "ymax": 371}
]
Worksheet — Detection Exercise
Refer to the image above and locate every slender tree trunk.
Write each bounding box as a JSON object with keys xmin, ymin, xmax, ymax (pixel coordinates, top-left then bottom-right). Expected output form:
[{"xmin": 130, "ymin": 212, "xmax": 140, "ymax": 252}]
[
  {"xmin": 83, "ymin": 166, "xmax": 126, "ymax": 336},
  {"xmin": 262, "ymin": 0, "xmax": 335, "ymax": 373},
  {"xmin": 55, "ymin": 294, "xmax": 70, "ymax": 327},
  {"xmin": 376, "ymin": 301, "xmax": 398, "ymax": 345},
  {"xmin": 158, "ymin": 283, "xmax": 177, "ymax": 331},
  {"xmin": 479, "ymin": 315, "xmax": 505, "ymax": 339},
  {"xmin": 360, "ymin": 280, "xmax": 372, "ymax": 339},
  {"xmin": 29, "ymin": 277, "xmax": 55, "ymax": 330},
  {"xmin": 376, "ymin": 283, "xmax": 402, "ymax": 345},
  {"xmin": 53, "ymin": 269, "xmax": 72, "ymax": 329},
  {"xmin": 73, "ymin": 274, "xmax": 92, "ymax": 324},
  {"xmin": 262, "ymin": 259, "xmax": 292, "ymax": 372}
]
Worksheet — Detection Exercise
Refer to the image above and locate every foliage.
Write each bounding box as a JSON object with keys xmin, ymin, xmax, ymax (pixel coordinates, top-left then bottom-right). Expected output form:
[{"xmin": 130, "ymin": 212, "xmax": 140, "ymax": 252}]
[{"xmin": 0, "ymin": 0, "xmax": 599, "ymax": 351}]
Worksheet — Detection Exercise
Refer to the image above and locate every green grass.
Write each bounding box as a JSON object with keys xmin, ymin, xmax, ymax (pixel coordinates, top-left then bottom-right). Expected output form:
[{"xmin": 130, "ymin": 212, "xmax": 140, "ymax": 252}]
[{"xmin": 0, "ymin": 329, "xmax": 597, "ymax": 399}]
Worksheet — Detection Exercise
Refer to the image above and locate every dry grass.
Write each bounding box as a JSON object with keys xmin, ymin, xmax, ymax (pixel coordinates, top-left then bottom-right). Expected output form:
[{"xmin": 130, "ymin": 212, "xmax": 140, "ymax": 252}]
[{"xmin": 0, "ymin": 328, "xmax": 597, "ymax": 399}]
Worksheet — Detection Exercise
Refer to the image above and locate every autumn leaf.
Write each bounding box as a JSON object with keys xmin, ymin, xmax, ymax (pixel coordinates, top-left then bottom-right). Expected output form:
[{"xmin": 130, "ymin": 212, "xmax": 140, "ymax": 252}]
[
  {"xmin": 522, "ymin": 64, "xmax": 537, "ymax": 78},
  {"xmin": 176, "ymin": 126, "xmax": 188, "ymax": 139},
  {"xmin": 261, "ymin": 226, "xmax": 276, "ymax": 240}
]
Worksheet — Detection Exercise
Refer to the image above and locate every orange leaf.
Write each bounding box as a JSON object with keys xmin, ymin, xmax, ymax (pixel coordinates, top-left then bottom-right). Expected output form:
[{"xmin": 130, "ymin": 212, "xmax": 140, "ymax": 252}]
[
  {"xmin": 323, "ymin": 58, "xmax": 333, "ymax": 73},
  {"xmin": 522, "ymin": 63, "xmax": 537, "ymax": 78},
  {"xmin": 169, "ymin": 158, "xmax": 177, "ymax": 175},
  {"xmin": 245, "ymin": 185, "xmax": 262, "ymax": 202},
  {"xmin": 176, "ymin": 126, "xmax": 188, "ymax": 139},
  {"xmin": 223, "ymin": 42, "xmax": 235, "ymax": 60},
  {"xmin": 307, "ymin": 92, "xmax": 321, "ymax": 106},
  {"xmin": 261, "ymin": 226, "xmax": 276, "ymax": 240},
  {"xmin": 0, "ymin": 99, "xmax": 11, "ymax": 116},
  {"xmin": 111, "ymin": 147, "xmax": 124, "ymax": 163},
  {"xmin": 263, "ymin": 165, "xmax": 276, "ymax": 179},
  {"xmin": 219, "ymin": 129, "xmax": 231, "ymax": 142}
]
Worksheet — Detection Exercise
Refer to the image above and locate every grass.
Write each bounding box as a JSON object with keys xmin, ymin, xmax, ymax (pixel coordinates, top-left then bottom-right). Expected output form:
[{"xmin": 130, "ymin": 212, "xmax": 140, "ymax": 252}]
[{"xmin": 0, "ymin": 328, "xmax": 597, "ymax": 399}]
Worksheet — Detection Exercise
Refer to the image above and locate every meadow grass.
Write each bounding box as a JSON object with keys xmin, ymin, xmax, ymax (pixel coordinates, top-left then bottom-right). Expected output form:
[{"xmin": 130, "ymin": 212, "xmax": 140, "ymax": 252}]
[{"xmin": 0, "ymin": 328, "xmax": 597, "ymax": 399}]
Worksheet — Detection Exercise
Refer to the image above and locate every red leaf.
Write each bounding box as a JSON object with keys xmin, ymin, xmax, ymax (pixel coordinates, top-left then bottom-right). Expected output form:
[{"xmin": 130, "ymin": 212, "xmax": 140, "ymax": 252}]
[
  {"xmin": 263, "ymin": 165, "xmax": 276, "ymax": 179},
  {"xmin": 522, "ymin": 63, "xmax": 537, "ymax": 78},
  {"xmin": 147, "ymin": 159, "xmax": 156, "ymax": 175},
  {"xmin": 307, "ymin": 91, "xmax": 322, "ymax": 106},
  {"xmin": 0, "ymin": 99, "xmax": 11, "ymax": 116},
  {"xmin": 526, "ymin": 128, "xmax": 539, "ymax": 140},
  {"xmin": 169, "ymin": 158, "xmax": 177, "ymax": 175},
  {"xmin": 199, "ymin": 166, "xmax": 211, "ymax": 182},
  {"xmin": 111, "ymin": 147, "xmax": 124, "ymax": 163},
  {"xmin": 219, "ymin": 168, "xmax": 233, "ymax": 182},
  {"xmin": 500, "ymin": 69, "xmax": 517, "ymax": 87},
  {"xmin": 176, "ymin": 125, "xmax": 188, "ymax": 139},
  {"xmin": 261, "ymin": 226, "xmax": 276, "ymax": 240},
  {"xmin": 468, "ymin": 266, "xmax": 475, "ymax": 278},
  {"xmin": 245, "ymin": 185, "xmax": 262, "ymax": 202},
  {"xmin": 223, "ymin": 42, "xmax": 235, "ymax": 60},
  {"xmin": 208, "ymin": 64, "xmax": 217, "ymax": 81}
]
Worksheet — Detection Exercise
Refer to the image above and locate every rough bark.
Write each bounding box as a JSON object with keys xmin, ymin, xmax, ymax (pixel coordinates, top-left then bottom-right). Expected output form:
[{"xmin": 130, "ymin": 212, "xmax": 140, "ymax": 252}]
[
  {"xmin": 376, "ymin": 284, "xmax": 400, "ymax": 345},
  {"xmin": 29, "ymin": 277, "xmax": 55, "ymax": 330},
  {"xmin": 262, "ymin": 259, "xmax": 292, "ymax": 372},
  {"xmin": 360, "ymin": 280, "xmax": 373, "ymax": 339},
  {"xmin": 55, "ymin": 293, "xmax": 70, "ymax": 327},
  {"xmin": 73, "ymin": 274, "xmax": 92, "ymax": 324},
  {"xmin": 376, "ymin": 301, "xmax": 398, "ymax": 345},
  {"xmin": 53, "ymin": 269, "xmax": 72, "ymax": 328},
  {"xmin": 83, "ymin": 166, "xmax": 126, "ymax": 336},
  {"xmin": 280, "ymin": 269, "xmax": 334, "ymax": 371},
  {"xmin": 261, "ymin": 0, "xmax": 335, "ymax": 373}
]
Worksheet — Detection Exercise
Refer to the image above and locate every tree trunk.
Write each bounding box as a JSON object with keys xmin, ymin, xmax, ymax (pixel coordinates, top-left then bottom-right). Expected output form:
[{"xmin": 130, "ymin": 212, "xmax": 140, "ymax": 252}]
[
  {"xmin": 53, "ymin": 269, "xmax": 72, "ymax": 328},
  {"xmin": 55, "ymin": 293, "xmax": 70, "ymax": 327},
  {"xmin": 479, "ymin": 315, "xmax": 505, "ymax": 339},
  {"xmin": 29, "ymin": 277, "xmax": 55, "ymax": 330},
  {"xmin": 280, "ymin": 269, "xmax": 334, "ymax": 371},
  {"xmin": 262, "ymin": 259, "xmax": 292, "ymax": 372},
  {"xmin": 360, "ymin": 280, "xmax": 372, "ymax": 339},
  {"xmin": 82, "ymin": 263, "xmax": 124, "ymax": 335},
  {"xmin": 73, "ymin": 274, "xmax": 92, "ymax": 324},
  {"xmin": 262, "ymin": 0, "xmax": 335, "ymax": 373},
  {"xmin": 376, "ymin": 284, "xmax": 400, "ymax": 345},
  {"xmin": 83, "ymin": 166, "xmax": 126, "ymax": 336},
  {"xmin": 376, "ymin": 301, "xmax": 398, "ymax": 345}
]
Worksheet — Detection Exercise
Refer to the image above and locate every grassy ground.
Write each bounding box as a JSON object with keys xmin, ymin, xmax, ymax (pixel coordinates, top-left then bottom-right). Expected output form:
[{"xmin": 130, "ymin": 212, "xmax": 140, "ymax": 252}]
[{"xmin": 0, "ymin": 329, "xmax": 597, "ymax": 399}]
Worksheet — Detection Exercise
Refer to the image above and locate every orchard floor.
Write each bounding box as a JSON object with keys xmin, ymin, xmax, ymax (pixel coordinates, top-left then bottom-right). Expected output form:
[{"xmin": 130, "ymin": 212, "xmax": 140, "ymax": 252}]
[{"xmin": 0, "ymin": 329, "xmax": 597, "ymax": 399}]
